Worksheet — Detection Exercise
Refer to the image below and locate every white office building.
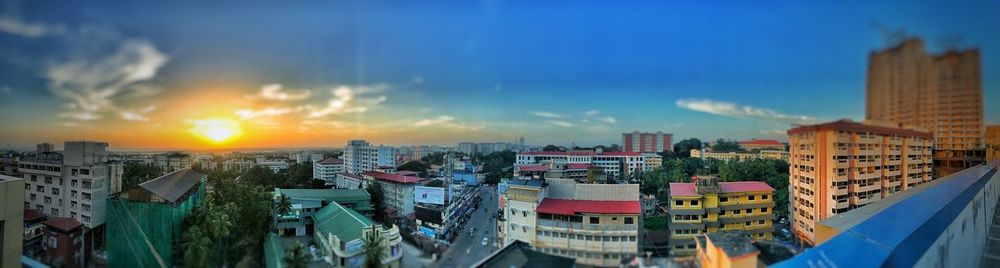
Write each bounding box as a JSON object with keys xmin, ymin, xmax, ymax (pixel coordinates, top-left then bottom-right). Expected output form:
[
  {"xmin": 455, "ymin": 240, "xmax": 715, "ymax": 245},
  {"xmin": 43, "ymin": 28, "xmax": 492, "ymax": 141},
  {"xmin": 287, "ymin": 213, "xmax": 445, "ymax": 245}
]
[
  {"xmin": 314, "ymin": 158, "xmax": 346, "ymax": 185},
  {"xmin": 344, "ymin": 140, "xmax": 397, "ymax": 175}
]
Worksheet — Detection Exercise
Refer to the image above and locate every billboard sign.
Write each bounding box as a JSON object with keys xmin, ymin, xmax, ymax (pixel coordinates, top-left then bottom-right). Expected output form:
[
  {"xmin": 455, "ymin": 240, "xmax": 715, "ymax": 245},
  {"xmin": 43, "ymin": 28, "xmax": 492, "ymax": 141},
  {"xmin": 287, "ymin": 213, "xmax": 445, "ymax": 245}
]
[
  {"xmin": 414, "ymin": 186, "xmax": 446, "ymax": 205},
  {"xmin": 419, "ymin": 226, "xmax": 436, "ymax": 238}
]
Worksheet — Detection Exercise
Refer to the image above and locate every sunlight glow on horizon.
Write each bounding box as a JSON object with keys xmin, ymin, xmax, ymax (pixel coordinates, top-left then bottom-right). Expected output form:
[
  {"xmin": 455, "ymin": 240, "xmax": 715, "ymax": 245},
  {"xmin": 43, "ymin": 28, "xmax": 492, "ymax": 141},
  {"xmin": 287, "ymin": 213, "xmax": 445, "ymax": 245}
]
[{"xmin": 188, "ymin": 118, "xmax": 243, "ymax": 144}]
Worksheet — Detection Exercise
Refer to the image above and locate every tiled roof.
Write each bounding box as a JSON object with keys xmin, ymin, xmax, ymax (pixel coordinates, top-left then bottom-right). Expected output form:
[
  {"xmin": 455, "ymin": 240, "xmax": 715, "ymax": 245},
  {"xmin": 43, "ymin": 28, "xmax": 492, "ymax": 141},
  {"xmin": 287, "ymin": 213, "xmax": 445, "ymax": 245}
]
[
  {"xmin": 719, "ymin": 181, "xmax": 775, "ymax": 193},
  {"xmin": 336, "ymin": 172, "xmax": 363, "ymax": 179},
  {"xmin": 316, "ymin": 158, "xmax": 344, "ymax": 165},
  {"xmin": 787, "ymin": 119, "xmax": 933, "ymax": 138},
  {"xmin": 312, "ymin": 202, "xmax": 374, "ymax": 243},
  {"xmin": 508, "ymin": 179, "xmax": 544, "ymax": 187},
  {"xmin": 396, "ymin": 170, "xmax": 420, "ymax": 176},
  {"xmin": 43, "ymin": 217, "xmax": 82, "ymax": 232},
  {"xmin": 519, "ymin": 151, "xmax": 642, "ymax": 157},
  {"xmin": 363, "ymin": 171, "xmax": 423, "ymax": 184},
  {"xmin": 669, "ymin": 183, "xmax": 699, "ymax": 197},
  {"xmin": 138, "ymin": 168, "xmax": 205, "ymax": 203},
  {"xmin": 739, "ymin": 139, "xmax": 784, "ymax": 146},
  {"xmin": 517, "ymin": 165, "xmax": 549, "ymax": 172},
  {"xmin": 23, "ymin": 209, "xmax": 45, "ymax": 222},
  {"xmin": 536, "ymin": 198, "xmax": 641, "ymax": 215}
]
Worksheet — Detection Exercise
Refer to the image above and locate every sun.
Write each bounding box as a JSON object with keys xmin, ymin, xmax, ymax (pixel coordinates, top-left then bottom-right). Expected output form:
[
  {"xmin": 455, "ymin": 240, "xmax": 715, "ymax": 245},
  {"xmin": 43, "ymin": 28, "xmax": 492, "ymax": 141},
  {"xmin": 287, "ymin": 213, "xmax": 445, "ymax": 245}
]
[{"xmin": 189, "ymin": 118, "xmax": 242, "ymax": 144}]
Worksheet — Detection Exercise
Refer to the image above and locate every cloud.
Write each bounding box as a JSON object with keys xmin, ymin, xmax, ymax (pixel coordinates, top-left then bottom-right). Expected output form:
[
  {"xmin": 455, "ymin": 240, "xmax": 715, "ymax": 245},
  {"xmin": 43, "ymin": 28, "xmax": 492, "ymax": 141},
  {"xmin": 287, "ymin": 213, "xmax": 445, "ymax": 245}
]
[
  {"xmin": 249, "ymin": 84, "xmax": 311, "ymax": 101},
  {"xmin": 0, "ymin": 16, "xmax": 63, "ymax": 38},
  {"xmin": 584, "ymin": 110, "xmax": 600, "ymax": 116},
  {"xmin": 235, "ymin": 107, "xmax": 293, "ymax": 120},
  {"xmin": 597, "ymin": 116, "xmax": 617, "ymax": 124},
  {"xmin": 531, "ymin": 111, "xmax": 563, "ymax": 119},
  {"xmin": 415, "ymin": 115, "xmax": 455, "ymax": 127},
  {"xmin": 760, "ymin": 129, "xmax": 787, "ymax": 136},
  {"xmin": 46, "ymin": 38, "xmax": 169, "ymax": 122},
  {"xmin": 549, "ymin": 120, "xmax": 573, "ymax": 127},
  {"xmin": 580, "ymin": 110, "xmax": 615, "ymax": 124},
  {"xmin": 675, "ymin": 98, "xmax": 818, "ymax": 124},
  {"xmin": 305, "ymin": 85, "xmax": 388, "ymax": 118}
]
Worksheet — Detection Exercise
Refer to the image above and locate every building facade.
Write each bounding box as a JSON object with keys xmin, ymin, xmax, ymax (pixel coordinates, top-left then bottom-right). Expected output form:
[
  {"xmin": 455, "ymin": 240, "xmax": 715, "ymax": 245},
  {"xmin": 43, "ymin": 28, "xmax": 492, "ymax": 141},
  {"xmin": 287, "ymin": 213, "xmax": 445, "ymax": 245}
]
[
  {"xmin": 314, "ymin": 158, "xmax": 346, "ymax": 185},
  {"xmin": 153, "ymin": 152, "xmax": 191, "ymax": 173},
  {"xmin": 623, "ymin": 131, "xmax": 673, "ymax": 153},
  {"xmin": 866, "ymin": 37, "xmax": 983, "ymax": 177},
  {"xmin": 222, "ymin": 158, "xmax": 255, "ymax": 172},
  {"xmin": 738, "ymin": 139, "xmax": 785, "ymax": 151},
  {"xmin": 344, "ymin": 140, "xmax": 397, "ymax": 175},
  {"xmin": 787, "ymin": 120, "xmax": 933, "ymax": 245},
  {"xmin": 41, "ymin": 218, "xmax": 84, "ymax": 268},
  {"xmin": 1, "ymin": 175, "xmax": 25, "ymax": 268},
  {"xmin": 668, "ymin": 177, "xmax": 774, "ymax": 256},
  {"xmin": 362, "ymin": 171, "xmax": 423, "ymax": 215},
  {"xmin": 691, "ymin": 149, "xmax": 790, "ymax": 163},
  {"xmin": 516, "ymin": 150, "xmax": 650, "ymax": 180},
  {"xmin": 311, "ymin": 202, "xmax": 402, "ymax": 268},
  {"xmin": 987, "ymin": 125, "xmax": 999, "ymax": 162}
]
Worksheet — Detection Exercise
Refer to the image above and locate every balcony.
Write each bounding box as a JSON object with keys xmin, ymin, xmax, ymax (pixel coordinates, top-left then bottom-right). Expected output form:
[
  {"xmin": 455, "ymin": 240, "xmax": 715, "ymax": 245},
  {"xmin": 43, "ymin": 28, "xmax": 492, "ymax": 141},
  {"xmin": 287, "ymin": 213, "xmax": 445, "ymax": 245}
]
[{"xmin": 537, "ymin": 219, "xmax": 639, "ymax": 232}]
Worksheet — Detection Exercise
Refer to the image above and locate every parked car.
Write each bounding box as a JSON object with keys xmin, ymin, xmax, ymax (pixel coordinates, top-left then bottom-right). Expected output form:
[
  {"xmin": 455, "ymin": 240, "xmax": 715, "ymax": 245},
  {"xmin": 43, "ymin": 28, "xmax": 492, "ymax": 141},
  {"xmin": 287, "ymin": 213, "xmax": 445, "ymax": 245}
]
[
  {"xmin": 469, "ymin": 227, "xmax": 476, "ymax": 235},
  {"xmin": 482, "ymin": 237, "xmax": 489, "ymax": 246},
  {"xmin": 780, "ymin": 228, "xmax": 791, "ymax": 238}
]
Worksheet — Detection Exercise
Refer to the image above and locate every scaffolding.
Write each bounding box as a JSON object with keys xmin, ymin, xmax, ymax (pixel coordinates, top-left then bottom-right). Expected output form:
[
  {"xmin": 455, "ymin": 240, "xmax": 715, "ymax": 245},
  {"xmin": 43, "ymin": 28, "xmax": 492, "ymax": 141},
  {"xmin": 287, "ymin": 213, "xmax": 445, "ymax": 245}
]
[{"xmin": 106, "ymin": 178, "xmax": 205, "ymax": 268}]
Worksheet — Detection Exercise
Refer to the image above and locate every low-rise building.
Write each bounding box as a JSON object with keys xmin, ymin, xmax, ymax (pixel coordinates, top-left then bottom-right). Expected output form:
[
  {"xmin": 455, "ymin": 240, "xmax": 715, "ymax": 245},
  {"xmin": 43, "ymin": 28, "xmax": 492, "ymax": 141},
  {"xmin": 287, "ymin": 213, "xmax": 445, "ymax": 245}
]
[
  {"xmin": 257, "ymin": 159, "xmax": 289, "ymax": 173},
  {"xmin": 223, "ymin": 158, "xmax": 255, "ymax": 172},
  {"xmin": 42, "ymin": 218, "xmax": 85, "ymax": 268},
  {"xmin": 691, "ymin": 149, "xmax": 789, "ymax": 163},
  {"xmin": 153, "ymin": 152, "xmax": 191, "ymax": 173},
  {"xmin": 362, "ymin": 171, "xmax": 424, "ymax": 216},
  {"xmin": 336, "ymin": 173, "xmax": 365, "ymax": 189},
  {"xmin": 272, "ymin": 188, "xmax": 373, "ymax": 236},
  {"xmin": 694, "ymin": 230, "xmax": 794, "ymax": 268},
  {"xmin": 472, "ymin": 240, "xmax": 576, "ymax": 268},
  {"xmin": 668, "ymin": 176, "xmax": 775, "ymax": 256},
  {"xmin": 23, "ymin": 209, "xmax": 47, "ymax": 259},
  {"xmin": 738, "ymin": 139, "xmax": 785, "ymax": 151},
  {"xmin": 516, "ymin": 150, "xmax": 650, "ymax": 180},
  {"xmin": 314, "ymin": 158, "xmax": 346, "ymax": 185},
  {"xmin": 312, "ymin": 202, "xmax": 402, "ymax": 267}
]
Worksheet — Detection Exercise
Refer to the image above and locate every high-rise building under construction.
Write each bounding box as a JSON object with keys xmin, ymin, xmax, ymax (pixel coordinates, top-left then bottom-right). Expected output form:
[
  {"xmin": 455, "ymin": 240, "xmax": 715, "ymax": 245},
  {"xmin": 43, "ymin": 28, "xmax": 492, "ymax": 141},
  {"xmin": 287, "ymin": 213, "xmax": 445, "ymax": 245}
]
[{"xmin": 866, "ymin": 37, "xmax": 984, "ymax": 177}]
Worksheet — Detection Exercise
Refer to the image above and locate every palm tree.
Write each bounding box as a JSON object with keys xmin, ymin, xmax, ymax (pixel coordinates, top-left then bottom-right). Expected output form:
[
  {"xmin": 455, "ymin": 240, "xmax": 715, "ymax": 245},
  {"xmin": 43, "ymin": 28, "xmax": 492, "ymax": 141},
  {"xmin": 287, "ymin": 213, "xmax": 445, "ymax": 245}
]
[
  {"xmin": 205, "ymin": 208, "xmax": 233, "ymax": 265},
  {"xmin": 282, "ymin": 241, "xmax": 310, "ymax": 268},
  {"xmin": 274, "ymin": 194, "xmax": 293, "ymax": 234},
  {"xmin": 362, "ymin": 227, "xmax": 388, "ymax": 268},
  {"xmin": 182, "ymin": 226, "xmax": 212, "ymax": 268}
]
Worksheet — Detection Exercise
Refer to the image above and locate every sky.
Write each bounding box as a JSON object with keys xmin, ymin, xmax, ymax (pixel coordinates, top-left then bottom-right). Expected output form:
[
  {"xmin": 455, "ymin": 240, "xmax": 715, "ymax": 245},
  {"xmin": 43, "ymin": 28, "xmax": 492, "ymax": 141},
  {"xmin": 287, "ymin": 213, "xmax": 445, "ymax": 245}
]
[{"xmin": 0, "ymin": 0, "xmax": 998, "ymax": 150}]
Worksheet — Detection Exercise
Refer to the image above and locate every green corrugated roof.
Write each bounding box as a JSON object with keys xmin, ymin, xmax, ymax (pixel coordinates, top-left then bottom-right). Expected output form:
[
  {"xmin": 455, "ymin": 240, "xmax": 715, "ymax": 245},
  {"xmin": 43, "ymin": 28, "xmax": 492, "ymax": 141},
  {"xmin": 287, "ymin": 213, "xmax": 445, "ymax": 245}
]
[
  {"xmin": 274, "ymin": 188, "xmax": 371, "ymax": 202},
  {"xmin": 312, "ymin": 202, "xmax": 374, "ymax": 243},
  {"xmin": 263, "ymin": 233, "xmax": 284, "ymax": 268}
]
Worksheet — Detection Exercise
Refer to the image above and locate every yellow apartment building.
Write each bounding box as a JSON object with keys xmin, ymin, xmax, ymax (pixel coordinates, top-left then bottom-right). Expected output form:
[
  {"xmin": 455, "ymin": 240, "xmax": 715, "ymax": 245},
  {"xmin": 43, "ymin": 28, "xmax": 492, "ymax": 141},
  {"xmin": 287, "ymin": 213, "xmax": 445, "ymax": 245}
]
[{"xmin": 668, "ymin": 176, "xmax": 775, "ymax": 256}]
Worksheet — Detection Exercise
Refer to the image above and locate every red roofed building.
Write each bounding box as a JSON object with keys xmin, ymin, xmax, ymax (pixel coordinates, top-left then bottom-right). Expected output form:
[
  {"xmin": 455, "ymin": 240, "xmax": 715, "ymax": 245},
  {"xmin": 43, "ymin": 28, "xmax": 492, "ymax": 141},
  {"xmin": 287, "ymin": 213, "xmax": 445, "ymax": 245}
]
[
  {"xmin": 667, "ymin": 176, "xmax": 775, "ymax": 256},
  {"xmin": 361, "ymin": 171, "xmax": 424, "ymax": 215},
  {"xmin": 738, "ymin": 139, "xmax": 785, "ymax": 151},
  {"xmin": 42, "ymin": 217, "xmax": 84, "ymax": 268}
]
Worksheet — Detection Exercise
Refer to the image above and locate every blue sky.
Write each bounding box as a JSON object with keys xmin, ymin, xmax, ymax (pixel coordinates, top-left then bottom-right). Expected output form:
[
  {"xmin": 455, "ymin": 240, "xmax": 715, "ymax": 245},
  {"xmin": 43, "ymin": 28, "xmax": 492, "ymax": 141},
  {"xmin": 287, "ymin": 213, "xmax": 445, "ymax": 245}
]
[{"xmin": 0, "ymin": 0, "xmax": 997, "ymax": 149}]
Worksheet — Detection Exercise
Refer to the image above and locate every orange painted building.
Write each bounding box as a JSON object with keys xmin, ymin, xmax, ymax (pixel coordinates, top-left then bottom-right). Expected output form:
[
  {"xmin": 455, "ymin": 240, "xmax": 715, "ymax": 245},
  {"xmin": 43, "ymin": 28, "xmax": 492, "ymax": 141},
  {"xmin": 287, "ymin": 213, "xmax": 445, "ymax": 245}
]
[
  {"xmin": 695, "ymin": 231, "xmax": 762, "ymax": 268},
  {"xmin": 787, "ymin": 120, "xmax": 933, "ymax": 245},
  {"xmin": 737, "ymin": 139, "xmax": 784, "ymax": 151},
  {"xmin": 987, "ymin": 125, "xmax": 1000, "ymax": 162}
]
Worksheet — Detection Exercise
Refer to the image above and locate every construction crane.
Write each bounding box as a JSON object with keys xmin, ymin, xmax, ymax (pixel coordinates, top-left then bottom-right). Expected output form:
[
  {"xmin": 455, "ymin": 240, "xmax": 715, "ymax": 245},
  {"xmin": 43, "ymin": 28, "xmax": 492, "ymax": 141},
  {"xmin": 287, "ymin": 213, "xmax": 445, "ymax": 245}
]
[{"xmin": 871, "ymin": 21, "xmax": 908, "ymax": 48}]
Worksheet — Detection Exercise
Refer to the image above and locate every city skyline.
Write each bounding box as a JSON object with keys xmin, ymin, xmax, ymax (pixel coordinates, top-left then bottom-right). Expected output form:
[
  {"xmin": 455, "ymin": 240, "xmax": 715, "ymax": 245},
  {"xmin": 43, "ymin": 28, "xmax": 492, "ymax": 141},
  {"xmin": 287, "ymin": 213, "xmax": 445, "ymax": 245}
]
[{"xmin": 2, "ymin": 1, "xmax": 999, "ymax": 150}]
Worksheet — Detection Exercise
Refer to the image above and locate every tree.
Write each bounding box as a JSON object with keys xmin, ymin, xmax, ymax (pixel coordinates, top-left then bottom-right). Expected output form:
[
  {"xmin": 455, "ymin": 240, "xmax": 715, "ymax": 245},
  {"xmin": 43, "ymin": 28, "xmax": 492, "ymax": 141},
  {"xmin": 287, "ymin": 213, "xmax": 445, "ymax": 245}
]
[
  {"xmin": 710, "ymin": 138, "xmax": 743, "ymax": 152},
  {"xmin": 274, "ymin": 193, "xmax": 293, "ymax": 234},
  {"xmin": 586, "ymin": 166, "xmax": 606, "ymax": 183},
  {"xmin": 122, "ymin": 162, "xmax": 163, "ymax": 189},
  {"xmin": 672, "ymin": 138, "xmax": 703, "ymax": 158},
  {"xmin": 397, "ymin": 161, "xmax": 430, "ymax": 177},
  {"xmin": 426, "ymin": 179, "xmax": 444, "ymax": 187},
  {"xmin": 542, "ymin": 145, "xmax": 564, "ymax": 152},
  {"xmin": 282, "ymin": 241, "xmax": 310, "ymax": 268},
  {"xmin": 362, "ymin": 228, "xmax": 388, "ymax": 268},
  {"xmin": 283, "ymin": 162, "xmax": 314, "ymax": 187},
  {"xmin": 182, "ymin": 226, "xmax": 212, "ymax": 268},
  {"xmin": 366, "ymin": 183, "xmax": 390, "ymax": 225}
]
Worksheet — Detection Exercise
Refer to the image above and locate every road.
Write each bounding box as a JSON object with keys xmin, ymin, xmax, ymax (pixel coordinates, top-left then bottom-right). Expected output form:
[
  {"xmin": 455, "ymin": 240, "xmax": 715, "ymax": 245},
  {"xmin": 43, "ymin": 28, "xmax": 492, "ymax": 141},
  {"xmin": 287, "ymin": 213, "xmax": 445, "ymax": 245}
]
[{"xmin": 432, "ymin": 185, "xmax": 500, "ymax": 268}]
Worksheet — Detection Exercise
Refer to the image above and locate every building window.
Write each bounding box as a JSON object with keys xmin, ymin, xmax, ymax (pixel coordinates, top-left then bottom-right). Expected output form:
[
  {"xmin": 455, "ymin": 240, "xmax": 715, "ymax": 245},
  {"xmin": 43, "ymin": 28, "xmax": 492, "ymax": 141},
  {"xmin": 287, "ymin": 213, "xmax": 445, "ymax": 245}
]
[
  {"xmin": 748, "ymin": 195, "xmax": 756, "ymax": 201},
  {"xmin": 675, "ymin": 200, "xmax": 683, "ymax": 206},
  {"xmin": 624, "ymin": 217, "xmax": 634, "ymax": 224},
  {"xmin": 745, "ymin": 209, "xmax": 752, "ymax": 214},
  {"xmin": 745, "ymin": 221, "xmax": 752, "ymax": 227},
  {"xmin": 762, "ymin": 195, "xmax": 769, "ymax": 200},
  {"xmin": 761, "ymin": 208, "xmax": 768, "ymax": 213},
  {"xmin": 691, "ymin": 200, "xmax": 699, "ymax": 206},
  {"xmin": 590, "ymin": 217, "xmax": 600, "ymax": 224},
  {"xmin": 720, "ymin": 197, "xmax": 729, "ymax": 203}
]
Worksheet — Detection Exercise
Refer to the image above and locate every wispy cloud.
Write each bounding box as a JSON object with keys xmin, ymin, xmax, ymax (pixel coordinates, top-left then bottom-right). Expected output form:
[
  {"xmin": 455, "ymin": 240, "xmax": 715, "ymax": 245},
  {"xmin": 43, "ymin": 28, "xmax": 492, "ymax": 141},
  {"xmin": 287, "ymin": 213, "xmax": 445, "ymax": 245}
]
[
  {"xmin": 249, "ymin": 84, "xmax": 311, "ymax": 101},
  {"xmin": 235, "ymin": 107, "xmax": 293, "ymax": 120},
  {"xmin": 580, "ymin": 110, "xmax": 616, "ymax": 125},
  {"xmin": 304, "ymin": 85, "xmax": 387, "ymax": 118},
  {"xmin": 760, "ymin": 129, "xmax": 787, "ymax": 136},
  {"xmin": 549, "ymin": 120, "xmax": 573, "ymax": 127},
  {"xmin": 675, "ymin": 98, "xmax": 818, "ymax": 124},
  {"xmin": 46, "ymin": 38, "xmax": 168, "ymax": 123},
  {"xmin": 414, "ymin": 115, "xmax": 455, "ymax": 127},
  {"xmin": 584, "ymin": 110, "xmax": 600, "ymax": 116},
  {"xmin": 531, "ymin": 111, "xmax": 563, "ymax": 119},
  {"xmin": 0, "ymin": 16, "xmax": 63, "ymax": 38}
]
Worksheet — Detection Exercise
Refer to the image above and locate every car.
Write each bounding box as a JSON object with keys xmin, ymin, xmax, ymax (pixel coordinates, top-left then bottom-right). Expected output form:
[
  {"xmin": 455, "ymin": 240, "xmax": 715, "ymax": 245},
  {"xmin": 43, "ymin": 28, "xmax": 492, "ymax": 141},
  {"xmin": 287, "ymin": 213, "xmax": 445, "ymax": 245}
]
[
  {"xmin": 482, "ymin": 237, "xmax": 489, "ymax": 246},
  {"xmin": 780, "ymin": 228, "xmax": 791, "ymax": 238},
  {"xmin": 779, "ymin": 217, "xmax": 788, "ymax": 225},
  {"xmin": 469, "ymin": 227, "xmax": 476, "ymax": 235}
]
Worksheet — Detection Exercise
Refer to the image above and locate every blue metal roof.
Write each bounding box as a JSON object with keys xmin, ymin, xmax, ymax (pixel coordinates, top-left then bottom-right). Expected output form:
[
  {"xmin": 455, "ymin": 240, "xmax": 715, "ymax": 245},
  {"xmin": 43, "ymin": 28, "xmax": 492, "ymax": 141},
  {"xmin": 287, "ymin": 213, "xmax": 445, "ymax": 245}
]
[
  {"xmin": 508, "ymin": 179, "xmax": 544, "ymax": 187},
  {"xmin": 775, "ymin": 163, "xmax": 999, "ymax": 267}
]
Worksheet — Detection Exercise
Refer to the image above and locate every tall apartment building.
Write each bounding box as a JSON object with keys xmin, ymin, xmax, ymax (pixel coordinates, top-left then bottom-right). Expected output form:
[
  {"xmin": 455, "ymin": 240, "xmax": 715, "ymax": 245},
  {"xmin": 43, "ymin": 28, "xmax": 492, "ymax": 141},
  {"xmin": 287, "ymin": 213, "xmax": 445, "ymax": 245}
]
[
  {"xmin": 866, "ymin": 37, "xmax": 983, "ymax": 177},
  {"xmin": 1, "ymin": 175, "xmax": 25, "ymax": 268},
  {"xmin": 787, "ymin": 120, "xmax": 933, "ymax": 245},
  {"xmin": 344, "ymin": 140, "xmax": 396, "ymax": 174},
  {"xmin": 499, "ymin": 179, "xmax": 641, "ymax": 267},
  {"xmin": 667, "ymin": 177, "xmax": 774, "ymax": 256},
  {"xmin": 313, "ymin": 158, "xmax": 346, "ymax": 185},
  {"xmin": 622, "ymin": 131, "xmax": 673, "ymax": 153},
  {"xmin": 987, "ymin": 125, "xmax": 999, "ymax": 162},
  {"xmin": 515, "ymin": 150, "xmax": 650, "ymax": 180}
]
